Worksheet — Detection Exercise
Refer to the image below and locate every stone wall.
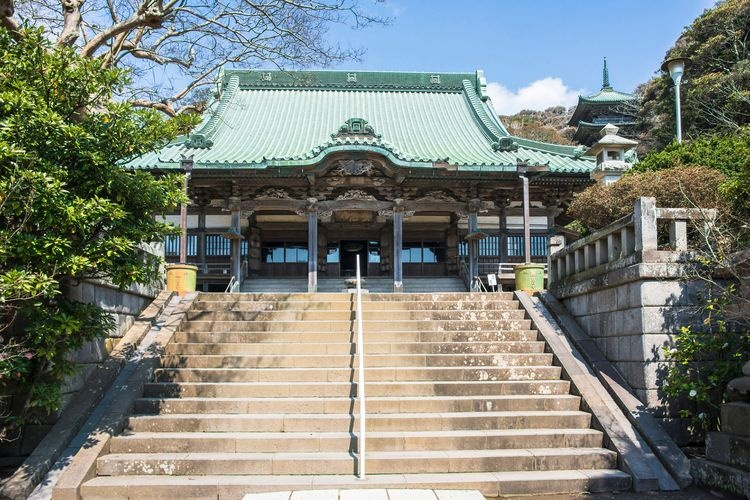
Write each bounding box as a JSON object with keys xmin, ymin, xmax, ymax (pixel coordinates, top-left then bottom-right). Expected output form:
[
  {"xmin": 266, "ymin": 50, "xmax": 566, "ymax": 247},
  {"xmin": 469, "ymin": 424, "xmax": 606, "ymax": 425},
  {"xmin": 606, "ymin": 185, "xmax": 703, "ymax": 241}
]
[
  {"xmin": 0, "ymin": 245, "xmax": 162, "ymax": 466},
  {"xmin": 61, "ymin": 279, "xmax": 158, "ymax": 404},
  {"xmin": 548, "ymin": 198, "xmax": 716, "ymax": 444},
  {"xmin": 550, "ymin": 263, "xmax": 704, "ymax": 443}
]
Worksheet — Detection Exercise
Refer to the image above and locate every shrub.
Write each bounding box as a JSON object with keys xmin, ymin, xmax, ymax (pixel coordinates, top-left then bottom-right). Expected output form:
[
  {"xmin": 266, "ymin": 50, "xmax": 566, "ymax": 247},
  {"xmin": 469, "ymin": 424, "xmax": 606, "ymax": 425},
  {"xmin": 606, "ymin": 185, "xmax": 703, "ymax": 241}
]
[{"xmin": 567, "ymin": 166, "xmax": 729, "ymax": 232}]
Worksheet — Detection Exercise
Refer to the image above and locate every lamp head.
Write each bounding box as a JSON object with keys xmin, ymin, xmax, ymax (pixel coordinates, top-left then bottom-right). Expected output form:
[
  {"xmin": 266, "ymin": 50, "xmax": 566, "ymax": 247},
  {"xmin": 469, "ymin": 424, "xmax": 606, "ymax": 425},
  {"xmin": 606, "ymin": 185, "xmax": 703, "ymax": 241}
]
[
  {"xmin": 221, "ymin": 226, "xmax": 243, "ymax": 240},
  {"xmin": 661, "ymin": 57, "xmax": 689, "ymax": 86}
]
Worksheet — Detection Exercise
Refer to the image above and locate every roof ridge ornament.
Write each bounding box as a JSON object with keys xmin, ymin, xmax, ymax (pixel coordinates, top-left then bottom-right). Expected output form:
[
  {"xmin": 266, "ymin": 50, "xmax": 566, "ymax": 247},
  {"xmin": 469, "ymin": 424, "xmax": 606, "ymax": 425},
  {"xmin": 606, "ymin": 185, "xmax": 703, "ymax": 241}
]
[
  {"xmin": 602, "ymin": 57, "xmax": 611, "ymax": 90},
  {"xmin": 332, "ymin": 117, "xmax": 382, "ymax": 139},
  {"xmin": 185, "ymin": 134, "xmax": 213, "ymax": 149},
  {"xmin": 492, "ymin": 137, "xmax": 519, "ymax": 152}
]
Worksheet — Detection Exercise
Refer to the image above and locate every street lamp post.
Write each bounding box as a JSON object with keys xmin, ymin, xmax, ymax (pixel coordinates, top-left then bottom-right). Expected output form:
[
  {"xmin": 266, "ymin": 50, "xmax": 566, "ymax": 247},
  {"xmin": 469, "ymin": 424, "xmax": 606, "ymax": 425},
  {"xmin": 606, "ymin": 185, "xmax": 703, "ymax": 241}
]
[{"xmin": 661, "ymin": 57, "xmax": 689, "ymax": 144}]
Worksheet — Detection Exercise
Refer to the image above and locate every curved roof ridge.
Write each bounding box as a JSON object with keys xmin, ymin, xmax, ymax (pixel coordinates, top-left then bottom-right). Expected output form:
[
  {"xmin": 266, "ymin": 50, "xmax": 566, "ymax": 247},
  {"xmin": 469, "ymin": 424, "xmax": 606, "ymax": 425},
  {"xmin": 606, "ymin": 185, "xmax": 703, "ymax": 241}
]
[
  {"xmin": 302, "ymin": 135, "xmax": 410, "ymax": 162},
  {"xmin": 461, "ymin": 79, "xmax": 507, "ymax": 144},
  {"xmin": 511, "ymin": 135, "xmax": 586, "ymax": 157},
  {"xmin": 184, "ymin": 74, "xmax": 240, "ymax": 148}
]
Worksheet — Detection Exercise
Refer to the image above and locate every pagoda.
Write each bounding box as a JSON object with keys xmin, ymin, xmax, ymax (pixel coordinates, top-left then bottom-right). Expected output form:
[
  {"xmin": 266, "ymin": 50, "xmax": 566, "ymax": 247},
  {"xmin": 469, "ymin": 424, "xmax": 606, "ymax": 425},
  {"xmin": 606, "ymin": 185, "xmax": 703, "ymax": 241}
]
[{"xmin": 568, "ymin": 58, "xmax": 637, "ymax": 146}]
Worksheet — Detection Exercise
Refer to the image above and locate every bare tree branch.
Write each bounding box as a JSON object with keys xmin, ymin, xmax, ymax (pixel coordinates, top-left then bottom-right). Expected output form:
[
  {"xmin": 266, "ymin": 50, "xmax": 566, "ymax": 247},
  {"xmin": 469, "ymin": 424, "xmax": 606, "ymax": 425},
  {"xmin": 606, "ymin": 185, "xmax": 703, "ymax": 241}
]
[
  {"xmin": 57, "ymin": 0, "xmax": 85, "ymax": 46},
  {"xmin": 10, "ymin": 0, "xmax": 390, "ymax": 113},
  {"xmin": 0, "ymin": 0, "xmax": 22, "ymax": 38}
]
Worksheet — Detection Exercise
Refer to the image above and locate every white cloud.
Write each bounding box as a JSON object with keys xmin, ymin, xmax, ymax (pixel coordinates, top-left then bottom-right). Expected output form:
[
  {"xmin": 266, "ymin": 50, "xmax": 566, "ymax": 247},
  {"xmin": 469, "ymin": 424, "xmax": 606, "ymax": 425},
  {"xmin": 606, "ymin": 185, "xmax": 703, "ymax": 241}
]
[{"xmin": 486, "ymin": 77, "xmax": 584, "ymax": 115}]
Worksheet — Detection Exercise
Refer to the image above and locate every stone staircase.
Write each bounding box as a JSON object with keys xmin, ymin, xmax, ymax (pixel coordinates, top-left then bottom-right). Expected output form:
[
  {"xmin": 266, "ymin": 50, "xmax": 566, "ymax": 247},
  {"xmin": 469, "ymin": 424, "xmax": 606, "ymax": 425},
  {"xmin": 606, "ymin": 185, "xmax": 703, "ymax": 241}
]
[
  {"xmin": 240, "ymin": 277, "xmax": 467, "ymax": 293},
  {"xmin": 79, "ymin": 292, "xmax": 631, "ymax": 498}
]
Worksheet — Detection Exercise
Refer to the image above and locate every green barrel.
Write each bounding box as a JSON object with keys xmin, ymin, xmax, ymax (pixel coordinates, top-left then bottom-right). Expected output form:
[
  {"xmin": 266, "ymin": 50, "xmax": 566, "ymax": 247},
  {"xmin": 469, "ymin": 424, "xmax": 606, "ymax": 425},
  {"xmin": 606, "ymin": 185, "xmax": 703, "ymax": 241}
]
[{"xmin": 514, "ymin": 263, "xmax": 545, "ymax": 292}]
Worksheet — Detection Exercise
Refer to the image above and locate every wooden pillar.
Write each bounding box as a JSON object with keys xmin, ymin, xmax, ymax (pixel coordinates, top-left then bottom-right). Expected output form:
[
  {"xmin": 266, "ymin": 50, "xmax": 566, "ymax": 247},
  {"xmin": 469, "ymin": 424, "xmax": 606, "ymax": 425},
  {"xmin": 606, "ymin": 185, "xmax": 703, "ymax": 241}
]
[
  {"xmin": 230, "ymin": 209, "xmax": 242, "ymax": 286},
  {"xmin": 393, "ymin": 208, "xmax": 403, "ymax": 293},
  {"xmin": 521, "ymin": 175, "xmax": 531, "ymax": 264},
  {"xmin": 308, "ymin": 209, "xmax": 318, "ymax": 293},
  {"xmin": 198, "ymin": 207, "xmax": 206, "ymax": 272},
  {"xmin": 468, "ymin": 211, "xmax": 478, "ymax": 280},
  {"xmin": 497, "ymin": 204, "xmax": 508, "ymax": 264}
]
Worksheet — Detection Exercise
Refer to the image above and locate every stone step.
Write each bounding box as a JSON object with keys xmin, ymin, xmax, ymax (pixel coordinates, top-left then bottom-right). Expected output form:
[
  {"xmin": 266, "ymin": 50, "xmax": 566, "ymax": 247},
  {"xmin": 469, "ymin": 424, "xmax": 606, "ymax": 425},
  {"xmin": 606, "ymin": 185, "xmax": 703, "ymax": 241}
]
[
  {"xmin": 184, "ymin": 309, "xmax": 527, "ymax": 322},
  {"xmin": 110, "ymin": 428, "xmax": 604, "ymax": 454},
  {"xmin": 172, "ymin": 330, "xmax": 541, "ymax": 344},
  {"xmin": 191, "ymin": 300, "xmax": 522, "ymax": 312},
  {"xmin": 240, "ymin": 279, "xmax": 470, "ymax": 294},
  {"xmin": 152, "ymin": 365, "xmax": 562, "ymax": 383},
  {"xmin": 164, "ymin": 340, "xmax": 547, "ymax": 356},
  {"xmin": 97, "ymin": 448, "xmax": 617, "ymax": 476},
  {"xmin": 133, "ymin": 394, "xmax": 581, "ymax": 415},
  {"xmin": 126, "ymin": 411, "xmax": 593, "ymax": 433},
  {"xmin": 198, "ymin": 292, "xmax": 515, "ymax": 302},
  {"xmin": 179, "ymin": 319, "xmax": 534, "ymax": 333},
  {"xmin": 143, "ymin": 380, "xmax": 573, "ymax": 398},
  {"xmin": 159, "ymin": 353, "xmax": 555, "ymax": 369},
  {"xmin": 81, "ymin": 469, "xmax": 632, "ymax": 498}
]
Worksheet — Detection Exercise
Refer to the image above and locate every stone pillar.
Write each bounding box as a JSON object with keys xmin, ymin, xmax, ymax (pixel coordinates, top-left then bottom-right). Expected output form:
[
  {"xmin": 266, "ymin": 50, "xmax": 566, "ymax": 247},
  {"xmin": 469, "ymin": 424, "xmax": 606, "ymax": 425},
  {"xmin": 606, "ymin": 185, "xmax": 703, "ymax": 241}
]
[
  {"xmin": 634, "ymin": 197, "xmax": 658, "ymax": 253},
  {"xmin": 393, "ymin": 203, "xmax": 404, "ymax": 293},
  {"xmin": 546, "ymin": 235, "xmax": 566, "ymax": 285},
  {"xmin": 308, "ymin": 209, "xmax": 318, "ymax": 293}
]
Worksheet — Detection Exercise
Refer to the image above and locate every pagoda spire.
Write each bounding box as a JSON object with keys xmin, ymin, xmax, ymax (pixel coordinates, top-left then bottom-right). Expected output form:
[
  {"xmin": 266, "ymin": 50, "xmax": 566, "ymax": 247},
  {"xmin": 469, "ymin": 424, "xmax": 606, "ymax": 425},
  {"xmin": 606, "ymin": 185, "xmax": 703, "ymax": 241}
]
[{"xmin": 602, "ymin": 57, "xmax": 611, "ymax": 89}]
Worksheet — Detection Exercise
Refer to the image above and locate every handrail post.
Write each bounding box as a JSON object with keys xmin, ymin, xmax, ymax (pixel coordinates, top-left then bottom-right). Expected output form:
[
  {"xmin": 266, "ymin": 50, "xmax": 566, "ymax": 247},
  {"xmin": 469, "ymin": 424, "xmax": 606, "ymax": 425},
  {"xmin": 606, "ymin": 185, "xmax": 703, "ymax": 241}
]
[{"xmin": 355, "ymin": 255, "xmax": 366, "ymax": 479}]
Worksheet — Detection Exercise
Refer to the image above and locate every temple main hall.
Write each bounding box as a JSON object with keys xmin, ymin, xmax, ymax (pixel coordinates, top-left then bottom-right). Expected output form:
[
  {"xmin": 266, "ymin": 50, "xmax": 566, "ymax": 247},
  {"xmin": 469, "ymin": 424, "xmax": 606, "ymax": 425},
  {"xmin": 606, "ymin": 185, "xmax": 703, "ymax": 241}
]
[{"xmin": 130, "ymin": 69, "xmax": 599, "ymax": 292}]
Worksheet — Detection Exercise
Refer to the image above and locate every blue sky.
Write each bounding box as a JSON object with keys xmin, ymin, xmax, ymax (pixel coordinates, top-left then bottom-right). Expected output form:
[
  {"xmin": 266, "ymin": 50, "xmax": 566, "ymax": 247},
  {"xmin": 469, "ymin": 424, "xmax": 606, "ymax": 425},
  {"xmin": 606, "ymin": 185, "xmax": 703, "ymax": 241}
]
[{"xmin": 328, "ymin": 0, "xmax": 715, "ymax": 114}]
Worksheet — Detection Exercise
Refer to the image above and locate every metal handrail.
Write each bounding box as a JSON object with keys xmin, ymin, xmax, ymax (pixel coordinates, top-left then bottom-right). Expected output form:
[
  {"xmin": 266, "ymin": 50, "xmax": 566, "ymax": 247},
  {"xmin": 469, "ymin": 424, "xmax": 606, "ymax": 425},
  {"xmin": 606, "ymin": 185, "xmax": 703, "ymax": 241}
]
[
  {"xmin": 224, "ymin": 275, "xmax": 237, "ymax": 293},
  {"xmin": 471, "ymin": 275, "xmax": 489, "ymax": 293},
  {"xmin": 458, "ymin": 258, "xmax": 471, "ymax": 291},
  {"xmin": 355, "ymin": 255, "xmax": 366, "ymax": 479}
]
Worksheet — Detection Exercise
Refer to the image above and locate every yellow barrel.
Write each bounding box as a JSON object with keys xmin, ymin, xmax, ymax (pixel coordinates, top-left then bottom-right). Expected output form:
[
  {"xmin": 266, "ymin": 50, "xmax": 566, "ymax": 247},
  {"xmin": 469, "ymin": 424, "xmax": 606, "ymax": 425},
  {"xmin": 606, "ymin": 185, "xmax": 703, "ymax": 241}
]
[
  {"xmin": 165, "ymin": 264, "xmax": 198, "ymax": 295},
  {"xmin": 514, "ymin": 263, "xmax": 545, "ymax": 292}
]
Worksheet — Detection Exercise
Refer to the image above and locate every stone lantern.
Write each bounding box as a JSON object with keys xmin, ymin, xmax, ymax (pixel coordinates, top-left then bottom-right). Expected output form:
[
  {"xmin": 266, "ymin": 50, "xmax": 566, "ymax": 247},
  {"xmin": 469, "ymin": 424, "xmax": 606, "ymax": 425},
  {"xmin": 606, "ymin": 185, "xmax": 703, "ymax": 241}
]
[{"xmin": 586, "ymin": 123, "xmax": 638, "ymax": 185}]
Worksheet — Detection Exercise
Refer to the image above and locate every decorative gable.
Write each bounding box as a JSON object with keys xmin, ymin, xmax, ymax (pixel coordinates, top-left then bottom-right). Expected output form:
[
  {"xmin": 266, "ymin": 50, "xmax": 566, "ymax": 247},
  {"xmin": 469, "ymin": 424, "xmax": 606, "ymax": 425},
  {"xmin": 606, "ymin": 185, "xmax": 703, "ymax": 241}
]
[{"xmin": 332, "ymin": 118, "xmax": 381, "ymax": 139}]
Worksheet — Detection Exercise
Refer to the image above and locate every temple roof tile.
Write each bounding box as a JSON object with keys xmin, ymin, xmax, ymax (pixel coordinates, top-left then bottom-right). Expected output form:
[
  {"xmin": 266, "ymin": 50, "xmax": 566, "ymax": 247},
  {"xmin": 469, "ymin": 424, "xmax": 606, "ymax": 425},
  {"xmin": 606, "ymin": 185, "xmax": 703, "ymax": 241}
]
[{"xmin": 128, "ymin": 69, "xmax": 595, "ymax": 174}]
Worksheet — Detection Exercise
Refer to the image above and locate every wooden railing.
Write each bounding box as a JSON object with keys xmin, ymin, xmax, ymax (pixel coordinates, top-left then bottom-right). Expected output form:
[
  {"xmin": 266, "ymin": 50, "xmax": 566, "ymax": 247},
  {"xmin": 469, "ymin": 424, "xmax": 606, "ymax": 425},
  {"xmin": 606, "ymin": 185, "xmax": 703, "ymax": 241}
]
[{"xmin": 548, "ymin": 197, "xmax": 716, "ymax": 286}]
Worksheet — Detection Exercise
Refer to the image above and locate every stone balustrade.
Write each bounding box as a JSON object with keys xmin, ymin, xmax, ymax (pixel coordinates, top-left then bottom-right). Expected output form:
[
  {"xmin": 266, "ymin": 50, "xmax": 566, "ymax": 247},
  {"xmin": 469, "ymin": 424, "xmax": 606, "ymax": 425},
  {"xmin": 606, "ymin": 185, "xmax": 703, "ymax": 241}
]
[{"xmin": 548, "ymin": 197, "xmax": 716, "ymax": 287}]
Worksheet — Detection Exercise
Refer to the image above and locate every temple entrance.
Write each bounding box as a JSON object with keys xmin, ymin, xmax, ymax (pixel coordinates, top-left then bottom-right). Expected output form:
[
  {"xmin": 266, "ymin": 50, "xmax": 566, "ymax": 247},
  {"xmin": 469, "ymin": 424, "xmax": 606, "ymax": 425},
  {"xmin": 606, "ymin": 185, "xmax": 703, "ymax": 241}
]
[{"xmin": 339, "ymin": 240, "xmax": 368, "ymax": 276}]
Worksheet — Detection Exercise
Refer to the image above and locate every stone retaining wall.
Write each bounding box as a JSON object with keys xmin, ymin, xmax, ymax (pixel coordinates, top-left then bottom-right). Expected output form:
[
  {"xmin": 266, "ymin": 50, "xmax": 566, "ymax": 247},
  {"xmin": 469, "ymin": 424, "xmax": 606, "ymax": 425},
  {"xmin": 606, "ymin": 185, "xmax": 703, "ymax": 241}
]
[
  {"xmin": 0, "ymin": 270, "xmax": 161, "ymax": 465},
  {"xmin": 548, "ymin": 198, "xmax": 716, "ymax": 444},
  {"xmin": 550, "ymin": 263, "xmax": 704, "ymax": 444}
]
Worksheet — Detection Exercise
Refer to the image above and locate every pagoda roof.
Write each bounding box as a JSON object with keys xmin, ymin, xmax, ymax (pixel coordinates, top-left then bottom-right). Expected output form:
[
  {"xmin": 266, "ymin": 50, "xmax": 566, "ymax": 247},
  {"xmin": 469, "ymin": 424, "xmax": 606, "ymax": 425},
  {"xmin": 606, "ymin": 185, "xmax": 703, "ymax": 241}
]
[
  {"xmin": 129, "ymin": 69, "xmax": 594, "ymax": 174},
  {"xmin": 568, "ymin": 87, "xmax": 637, "ymax": 127},
  {"xmin": 578, "ymin": 87, "xmax": 636, "ymax": 104}
]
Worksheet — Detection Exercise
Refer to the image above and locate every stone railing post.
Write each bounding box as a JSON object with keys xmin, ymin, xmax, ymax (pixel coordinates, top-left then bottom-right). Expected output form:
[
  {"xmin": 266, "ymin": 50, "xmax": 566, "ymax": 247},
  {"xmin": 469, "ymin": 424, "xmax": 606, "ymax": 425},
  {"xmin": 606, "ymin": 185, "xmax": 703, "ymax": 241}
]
[
  {"xmin": 633, "ymin": 197, "xmax": 657, "ymax": 254},
  {"xmin": 547, "ymin": 236, "xmax": 565, "ymax": 285}
]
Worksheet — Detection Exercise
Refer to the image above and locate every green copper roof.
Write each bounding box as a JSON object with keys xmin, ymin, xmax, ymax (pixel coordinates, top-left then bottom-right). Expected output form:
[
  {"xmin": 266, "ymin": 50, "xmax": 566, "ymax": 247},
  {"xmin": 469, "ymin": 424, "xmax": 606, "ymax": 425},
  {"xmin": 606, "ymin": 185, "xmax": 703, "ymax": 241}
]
[
  {"xmin": 579, "ymin": 87, "xmax": 636, "ymax": 104},
  {"xmin": 130, "ymin": 69, "xmax": 594, "ymax": 174}
]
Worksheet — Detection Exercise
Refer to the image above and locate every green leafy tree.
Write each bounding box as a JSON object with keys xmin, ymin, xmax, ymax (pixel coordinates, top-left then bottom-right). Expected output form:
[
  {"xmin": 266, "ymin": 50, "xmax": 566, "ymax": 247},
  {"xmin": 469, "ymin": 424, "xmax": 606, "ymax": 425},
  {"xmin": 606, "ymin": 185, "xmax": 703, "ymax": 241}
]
[
  {"xmin": 632, "ymin": 128, "xmax": 750, "ymax": 220},
  {"xmin": 638, "ymin": 0, "xmax": 750, "ymax": 150},
  {"xmin": 0, "ymin": 27, "xmax": 197, "ymax": 430}
]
